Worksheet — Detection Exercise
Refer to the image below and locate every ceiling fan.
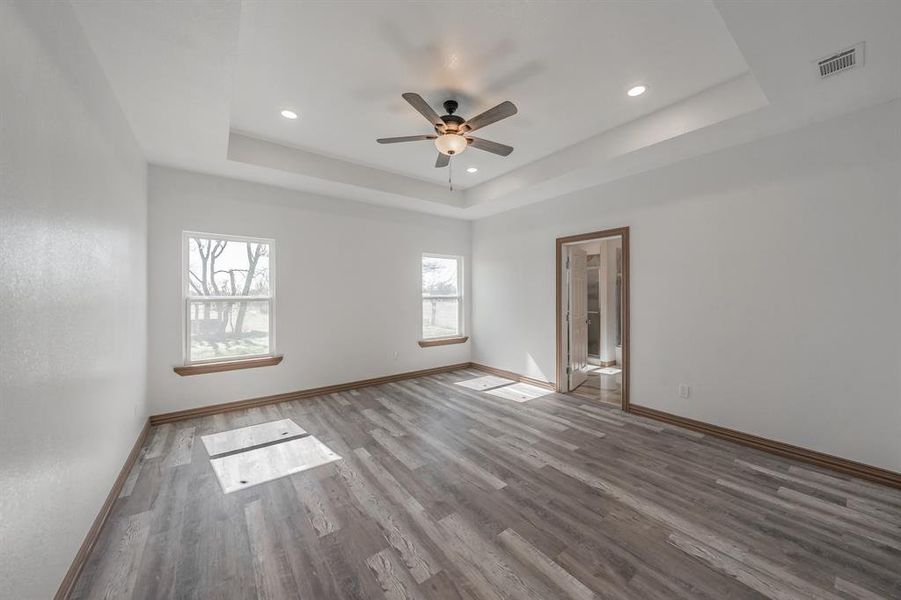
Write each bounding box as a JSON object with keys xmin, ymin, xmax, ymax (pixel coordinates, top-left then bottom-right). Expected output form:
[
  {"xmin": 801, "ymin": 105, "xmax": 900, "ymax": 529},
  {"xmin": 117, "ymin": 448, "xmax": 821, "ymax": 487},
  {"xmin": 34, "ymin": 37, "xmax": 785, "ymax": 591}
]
[{"xmin": 377, "ymin": 93, "xmax": 517, "ymax": 168}]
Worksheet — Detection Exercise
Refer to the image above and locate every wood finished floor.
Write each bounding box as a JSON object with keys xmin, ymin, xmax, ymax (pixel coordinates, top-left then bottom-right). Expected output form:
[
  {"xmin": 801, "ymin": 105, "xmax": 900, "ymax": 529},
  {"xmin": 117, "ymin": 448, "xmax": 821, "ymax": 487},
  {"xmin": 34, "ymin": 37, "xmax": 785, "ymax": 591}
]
[
  {"xmin": 570, "ymin": 370, "xmax": 622, "ymax": 406},
  {"xmin": 72, "ymin": 368, "xmax": 901, "ymax": 599}
]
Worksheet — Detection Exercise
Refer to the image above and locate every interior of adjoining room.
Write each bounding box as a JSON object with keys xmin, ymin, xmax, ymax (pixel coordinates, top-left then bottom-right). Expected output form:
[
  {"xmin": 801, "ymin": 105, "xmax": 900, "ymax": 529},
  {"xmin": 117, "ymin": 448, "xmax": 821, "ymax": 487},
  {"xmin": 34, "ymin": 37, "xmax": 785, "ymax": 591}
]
[
  {"xmin": 568, "ymin": 236, "xmax": 625, "ymax": 405},
  {"xmin": 557, "ymin": 229, "xmax": 630, "ymax": 409}
]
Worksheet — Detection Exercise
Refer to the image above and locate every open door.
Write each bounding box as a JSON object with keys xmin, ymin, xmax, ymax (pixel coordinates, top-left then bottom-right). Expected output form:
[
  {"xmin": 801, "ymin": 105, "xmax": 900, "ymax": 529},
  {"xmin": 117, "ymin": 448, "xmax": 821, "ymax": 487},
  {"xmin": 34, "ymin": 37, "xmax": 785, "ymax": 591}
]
[
  {"xmin": 556, "ymin": 227, "xmax": 629, "ymax": 409},
  {"xmin": 567, "ymin": 245, "xmax": 589, "ymax": 390}
]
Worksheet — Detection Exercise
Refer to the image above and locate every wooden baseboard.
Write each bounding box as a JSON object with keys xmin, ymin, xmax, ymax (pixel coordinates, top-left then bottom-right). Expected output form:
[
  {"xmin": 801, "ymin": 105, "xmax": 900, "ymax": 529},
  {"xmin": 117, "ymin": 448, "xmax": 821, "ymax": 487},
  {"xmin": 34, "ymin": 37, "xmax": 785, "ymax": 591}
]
[
  {"xmin": 151, "ymin": 359, "xmax": 899, "ymax": 490},
  {"xmin": 468, "ymin": 362, "xmax": 555, "ymax": 391},
  {"xmin": 55, "ymin": 418, "xmax": 151, "ymax": 599},
  {"xmin": 630, "ymin": 405, "xmax": 901, "ymax": 490},
  {"xmin": 467, "ymin": 362, "xmax": 900, "ymax": 490},
  {"xmin": 150, "ymin": 362, "xmax": 472, "ymax": 425}
]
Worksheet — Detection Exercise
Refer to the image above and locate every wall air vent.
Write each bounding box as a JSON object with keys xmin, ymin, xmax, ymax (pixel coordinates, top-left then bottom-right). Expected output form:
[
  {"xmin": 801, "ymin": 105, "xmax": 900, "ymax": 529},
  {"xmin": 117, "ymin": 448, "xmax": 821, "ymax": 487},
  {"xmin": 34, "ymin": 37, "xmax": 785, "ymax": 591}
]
[{"xmin": 817, "ymin": 43, "xmax": 864, "ymax": 79}]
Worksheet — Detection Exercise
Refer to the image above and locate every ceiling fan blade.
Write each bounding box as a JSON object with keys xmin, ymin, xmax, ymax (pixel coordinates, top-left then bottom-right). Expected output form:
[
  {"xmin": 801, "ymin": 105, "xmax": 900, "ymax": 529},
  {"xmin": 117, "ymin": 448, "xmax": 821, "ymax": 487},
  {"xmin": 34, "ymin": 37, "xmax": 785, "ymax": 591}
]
[
  {"xmin": 402, "ymin": 93, "xmax": 445, "ymax": 129},
  {"xmin": 466, "ymin": 136, "xmax": 514, "ymax": 157},
  {"xmin": 377, "ymin": 135, "xmax": 436, "ymax": 144},
  {"xmin": 435, "ymin": 153, "xmax": 450, "ymax": 168},
  {"xmin": 460, "ymin": 101, "xmax": 517, "ymax": 133}
]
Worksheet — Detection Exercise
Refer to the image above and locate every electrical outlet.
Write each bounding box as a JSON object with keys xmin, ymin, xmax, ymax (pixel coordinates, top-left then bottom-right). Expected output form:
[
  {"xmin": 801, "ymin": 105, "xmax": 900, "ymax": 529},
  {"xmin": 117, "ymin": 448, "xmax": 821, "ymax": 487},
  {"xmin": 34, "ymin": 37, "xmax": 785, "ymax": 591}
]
[{"xmin": 679, "ymin": 384, "xmax": 690, "ymax": 399}]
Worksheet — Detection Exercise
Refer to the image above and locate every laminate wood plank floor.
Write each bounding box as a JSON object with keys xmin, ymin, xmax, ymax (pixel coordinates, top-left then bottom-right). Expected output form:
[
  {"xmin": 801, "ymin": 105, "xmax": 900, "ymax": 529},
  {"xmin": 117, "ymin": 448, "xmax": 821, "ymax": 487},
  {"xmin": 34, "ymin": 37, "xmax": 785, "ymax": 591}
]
[
  {"xmin": 72, "ymin": 369, "xmax": 901, "ymax": 599},
  {"xmin": 571, "ymin": 370, "xmax": 622, "ymax": 406}
]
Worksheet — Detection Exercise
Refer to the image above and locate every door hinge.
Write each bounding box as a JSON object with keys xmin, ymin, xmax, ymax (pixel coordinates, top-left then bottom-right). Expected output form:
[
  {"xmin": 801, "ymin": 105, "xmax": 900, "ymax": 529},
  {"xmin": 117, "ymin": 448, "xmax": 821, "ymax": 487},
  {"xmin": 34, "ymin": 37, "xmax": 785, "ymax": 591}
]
[
  {"xmin": 566, "ymin": 366, "xmax": 571, "ymax": 375},
  {"xmin": 566, "ymin": 256, "xmax": 570, "ymax": 269}
]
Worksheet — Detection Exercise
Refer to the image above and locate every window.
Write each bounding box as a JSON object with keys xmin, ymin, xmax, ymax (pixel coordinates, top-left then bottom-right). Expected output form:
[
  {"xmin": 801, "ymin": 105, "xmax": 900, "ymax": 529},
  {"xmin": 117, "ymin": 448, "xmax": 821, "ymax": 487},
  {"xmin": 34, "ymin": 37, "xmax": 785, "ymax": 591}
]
[
  {"xmin": 184, "ymin": 232, "xmax": 274, "ymax": 364},
  {"xmin": 421, "ymin": 254, "xmax": 463, "ymax": 340}
]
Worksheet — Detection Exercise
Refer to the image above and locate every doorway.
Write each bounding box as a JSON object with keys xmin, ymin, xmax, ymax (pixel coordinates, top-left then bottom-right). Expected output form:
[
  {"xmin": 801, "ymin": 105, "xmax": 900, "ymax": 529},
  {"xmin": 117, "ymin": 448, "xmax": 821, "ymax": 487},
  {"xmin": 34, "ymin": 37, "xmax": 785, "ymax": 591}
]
[{"xmin": 556, "ymin": 227, "xmax": 630, "ymax": 409}]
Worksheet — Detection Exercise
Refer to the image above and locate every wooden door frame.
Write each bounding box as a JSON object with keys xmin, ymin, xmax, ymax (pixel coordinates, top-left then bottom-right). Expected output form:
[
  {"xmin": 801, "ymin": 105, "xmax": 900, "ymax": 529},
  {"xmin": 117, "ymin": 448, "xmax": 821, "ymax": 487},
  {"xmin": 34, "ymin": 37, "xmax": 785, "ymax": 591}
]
[{"xmin": 555, "ymin": 227, "xmax": 631, "ymax": 410}]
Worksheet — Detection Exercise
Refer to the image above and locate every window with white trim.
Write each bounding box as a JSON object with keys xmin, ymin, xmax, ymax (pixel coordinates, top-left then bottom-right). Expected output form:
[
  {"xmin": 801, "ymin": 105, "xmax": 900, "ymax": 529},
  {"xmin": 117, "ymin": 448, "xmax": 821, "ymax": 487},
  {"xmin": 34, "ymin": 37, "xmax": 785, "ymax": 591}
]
[
  {"xmin": 184, "ymin": 232, "xmax": 275, "ymax": 364},
  {"xmin": 421, "ymin": 253, "xmax": 463, "ymax": 340}
]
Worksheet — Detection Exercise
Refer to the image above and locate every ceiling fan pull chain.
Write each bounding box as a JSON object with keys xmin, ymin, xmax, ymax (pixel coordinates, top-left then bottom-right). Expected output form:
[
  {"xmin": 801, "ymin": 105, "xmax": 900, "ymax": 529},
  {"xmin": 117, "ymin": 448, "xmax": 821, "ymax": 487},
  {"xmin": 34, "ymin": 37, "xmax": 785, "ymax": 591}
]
[{"xmin": 449, "ymin": 160, "xmax": 453, "ymax": 191}]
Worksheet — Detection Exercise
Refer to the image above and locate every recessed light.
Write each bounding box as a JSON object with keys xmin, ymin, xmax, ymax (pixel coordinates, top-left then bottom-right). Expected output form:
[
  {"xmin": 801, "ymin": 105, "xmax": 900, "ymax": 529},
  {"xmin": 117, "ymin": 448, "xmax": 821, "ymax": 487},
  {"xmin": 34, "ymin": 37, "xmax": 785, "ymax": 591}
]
[
  {"xmin": 280, "ymin": 109, "xmax": 298, "ymax": 120},
  {"xmin": 627, "ymin": 85, "xmax": 647, "ymax": 97},
  {"xmin": 466, "ymin": 167, "xmax": 478, "ymax": 173}
]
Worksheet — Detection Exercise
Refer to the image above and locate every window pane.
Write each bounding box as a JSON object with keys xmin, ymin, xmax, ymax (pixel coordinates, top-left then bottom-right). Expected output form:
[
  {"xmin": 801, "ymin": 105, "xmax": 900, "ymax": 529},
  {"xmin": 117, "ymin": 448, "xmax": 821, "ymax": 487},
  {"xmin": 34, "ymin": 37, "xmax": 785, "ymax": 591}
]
[
  {"xmin": 421, "ymin": 256, "xmax": 458, "ymax": 297},
  {"xmin": 189, "ymin": 300, "xmax": 270, "ymax": 361},
  {"xmin": 422, "ymin": 298, "xmax": 459, "ymax": 339},
  {"xmin": 188, "ymin": 236, "xmax": 270, "ymax": 297}
]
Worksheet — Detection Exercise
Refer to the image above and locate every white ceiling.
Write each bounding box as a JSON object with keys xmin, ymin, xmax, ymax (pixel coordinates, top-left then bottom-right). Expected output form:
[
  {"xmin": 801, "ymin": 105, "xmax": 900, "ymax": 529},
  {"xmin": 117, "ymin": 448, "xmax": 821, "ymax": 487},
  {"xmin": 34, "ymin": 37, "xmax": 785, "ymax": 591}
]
[
  {"xmin": 70, "ymin": 0, "xmax": 901, "ymax": 219},
  {"xmin": 231, "ymin": 1, "xmax": 748, "ymax": 188}
]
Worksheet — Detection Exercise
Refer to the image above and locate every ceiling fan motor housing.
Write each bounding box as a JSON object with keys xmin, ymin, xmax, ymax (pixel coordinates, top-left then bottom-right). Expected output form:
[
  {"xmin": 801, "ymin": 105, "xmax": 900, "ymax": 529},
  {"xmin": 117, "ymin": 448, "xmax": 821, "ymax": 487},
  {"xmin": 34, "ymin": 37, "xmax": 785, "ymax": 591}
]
[{"xmin": 439, "ymin": 101, "xmax": 465, "ymax": 133}]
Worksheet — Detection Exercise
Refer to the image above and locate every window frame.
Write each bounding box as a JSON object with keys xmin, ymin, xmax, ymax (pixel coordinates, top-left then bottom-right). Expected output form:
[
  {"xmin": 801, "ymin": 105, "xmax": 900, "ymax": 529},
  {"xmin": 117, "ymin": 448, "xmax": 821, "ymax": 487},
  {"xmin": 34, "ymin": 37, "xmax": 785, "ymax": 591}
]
[
  {"xmin": 420, "ymin": 252, "xmax": 464, "ymax": 341},
  {"xmin": 182, "ymin": 231, "xmax": 277, "ymax": 366}
]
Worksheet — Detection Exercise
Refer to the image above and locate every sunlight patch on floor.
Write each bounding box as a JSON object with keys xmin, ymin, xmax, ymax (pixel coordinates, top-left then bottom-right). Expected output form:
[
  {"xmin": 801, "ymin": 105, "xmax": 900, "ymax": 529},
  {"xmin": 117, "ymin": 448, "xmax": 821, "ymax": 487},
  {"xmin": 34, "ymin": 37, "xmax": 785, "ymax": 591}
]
[
  {"xmin": 210, "ymin": 435, "xmax": 341, "ymax": 493},
  {"xmin": 455, "ymin": 375, "xmax": 515, "ymax": 391},
  {"xmin": 201, "ymin": 418, "xmax": 307, "ymax": 457},
  {"xmin": 485, "ymin": 382, "xmax": 552, "ymax": 403}
]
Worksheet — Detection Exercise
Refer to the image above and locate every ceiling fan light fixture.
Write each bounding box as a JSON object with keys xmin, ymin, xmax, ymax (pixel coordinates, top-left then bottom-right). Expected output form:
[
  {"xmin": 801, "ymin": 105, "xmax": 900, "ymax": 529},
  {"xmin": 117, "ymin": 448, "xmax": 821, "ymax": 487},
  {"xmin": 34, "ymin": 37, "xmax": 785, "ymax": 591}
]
[{"xmin": 435, "ymin": 133, "xmax": 468, "ymax": 156}]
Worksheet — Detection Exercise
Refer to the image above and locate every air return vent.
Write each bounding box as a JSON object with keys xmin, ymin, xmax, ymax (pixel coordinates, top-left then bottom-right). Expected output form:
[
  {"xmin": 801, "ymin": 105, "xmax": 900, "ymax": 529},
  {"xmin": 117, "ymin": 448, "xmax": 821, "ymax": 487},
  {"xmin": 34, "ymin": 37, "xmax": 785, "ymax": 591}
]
[{"xmin": 817, "ymin": 43, "xmax": 864, "ymax": 79}]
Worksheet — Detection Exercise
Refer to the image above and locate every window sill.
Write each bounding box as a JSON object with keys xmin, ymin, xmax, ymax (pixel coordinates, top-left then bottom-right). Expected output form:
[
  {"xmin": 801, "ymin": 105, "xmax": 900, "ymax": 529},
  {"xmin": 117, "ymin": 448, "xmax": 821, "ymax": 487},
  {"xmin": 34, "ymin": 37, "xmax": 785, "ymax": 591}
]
[
  {"xmin": 418, "ymin": 336, "xmax": 469, "ymax": 348},
  {"xmin": 174, "ymin": 355, "xmax": 284, "ymax": 376}
]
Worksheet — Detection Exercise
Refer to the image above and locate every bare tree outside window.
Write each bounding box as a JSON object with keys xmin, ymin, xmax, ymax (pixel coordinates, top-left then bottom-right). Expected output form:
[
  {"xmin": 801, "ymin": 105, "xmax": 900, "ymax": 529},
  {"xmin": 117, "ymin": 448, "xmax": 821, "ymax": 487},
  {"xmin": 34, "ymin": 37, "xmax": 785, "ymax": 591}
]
[{"xmin": 185, "ymin": 234, "xmax": 274, "ymax": 363}]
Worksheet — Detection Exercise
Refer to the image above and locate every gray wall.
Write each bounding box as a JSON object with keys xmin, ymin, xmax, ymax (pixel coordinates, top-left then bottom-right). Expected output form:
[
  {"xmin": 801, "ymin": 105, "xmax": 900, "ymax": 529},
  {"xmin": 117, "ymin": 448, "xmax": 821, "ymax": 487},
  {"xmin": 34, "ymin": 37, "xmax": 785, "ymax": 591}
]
[{"xmin": 0, "ymin": 2, "xmax": 148, "ymax": 597}]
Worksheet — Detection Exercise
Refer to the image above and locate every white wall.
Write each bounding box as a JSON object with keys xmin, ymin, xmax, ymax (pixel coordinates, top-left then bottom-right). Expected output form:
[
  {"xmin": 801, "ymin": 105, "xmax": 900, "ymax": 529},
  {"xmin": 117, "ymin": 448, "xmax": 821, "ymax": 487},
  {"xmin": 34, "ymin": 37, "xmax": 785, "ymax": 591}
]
[
  {"xmin": 0, "ymin": 2, "xmax": 148, "ymax": 598},
  {"xmin": 599, "ymin": 237, "xmax": 621, "ymax": 364},
  {"xmin": 148, "ymin": 167, "xmax": 471, "ymax": 415},
  {"xmin": 472, "ymin": 100, "xmax": 901, "ymax": 472}
]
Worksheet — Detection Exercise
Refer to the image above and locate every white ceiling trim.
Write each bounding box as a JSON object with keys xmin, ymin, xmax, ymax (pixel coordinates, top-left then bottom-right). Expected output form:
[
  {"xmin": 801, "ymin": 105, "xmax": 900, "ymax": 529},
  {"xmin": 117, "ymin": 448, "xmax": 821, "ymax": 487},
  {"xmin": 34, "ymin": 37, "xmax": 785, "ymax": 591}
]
[
  {"xmin": 461, "ymin": 72, "xmax": 769, "ymax": 216},
  {"xmin": 227, "ymin": 132, "xmax": 461, "ymax": 208},
  {"xmin": 227, "ymin": 72, "xmax": 768, "ymax": 217},
  {"xmin": 70, "ymin": 0, "xmax": 901, "ymax": 221}
]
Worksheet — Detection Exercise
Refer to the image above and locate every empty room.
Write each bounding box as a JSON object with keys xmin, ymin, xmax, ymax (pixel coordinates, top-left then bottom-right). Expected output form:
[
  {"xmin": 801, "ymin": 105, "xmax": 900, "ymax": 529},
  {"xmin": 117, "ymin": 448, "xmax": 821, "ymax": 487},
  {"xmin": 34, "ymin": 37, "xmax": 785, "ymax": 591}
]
[{"xmin": 3, "ymin": 1, "xmax": 901, "ymax": 599}]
